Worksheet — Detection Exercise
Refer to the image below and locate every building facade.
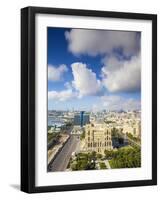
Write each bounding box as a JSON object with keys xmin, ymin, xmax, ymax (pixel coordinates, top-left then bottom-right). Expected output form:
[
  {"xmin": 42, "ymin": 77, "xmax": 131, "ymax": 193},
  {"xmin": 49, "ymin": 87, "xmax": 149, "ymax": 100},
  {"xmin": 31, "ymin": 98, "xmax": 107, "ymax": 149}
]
[
  {"xmin": 84, "ymin": 123, "xmax": 113, "ymax": 154},
  {"xmin": 122, "ymin": 120, "xmax": 141, "ymax": 138},
  {"xmin": 74, "ymin": 111, "xmax": 90, "ymax": 127}
]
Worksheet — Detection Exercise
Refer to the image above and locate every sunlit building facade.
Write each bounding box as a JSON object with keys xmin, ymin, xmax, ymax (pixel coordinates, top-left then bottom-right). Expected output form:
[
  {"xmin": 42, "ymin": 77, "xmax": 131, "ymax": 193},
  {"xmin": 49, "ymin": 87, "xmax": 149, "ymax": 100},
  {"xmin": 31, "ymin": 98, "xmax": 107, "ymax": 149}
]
[
  {"xmin": 84, "ymin": 123, "xmax": 113, "ymax": 154},
  {"xmin": 122, "ymin": 120, "xmax": 141, "ymax": 138}
]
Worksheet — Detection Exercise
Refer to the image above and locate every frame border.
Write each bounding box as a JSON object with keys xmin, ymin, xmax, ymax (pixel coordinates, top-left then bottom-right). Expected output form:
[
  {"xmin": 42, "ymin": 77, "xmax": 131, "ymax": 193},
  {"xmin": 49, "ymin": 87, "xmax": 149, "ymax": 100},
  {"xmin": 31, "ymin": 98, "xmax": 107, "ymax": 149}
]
[{"xmin": 21, "ymin": 6, "xmax": 157, "ymax": 193}]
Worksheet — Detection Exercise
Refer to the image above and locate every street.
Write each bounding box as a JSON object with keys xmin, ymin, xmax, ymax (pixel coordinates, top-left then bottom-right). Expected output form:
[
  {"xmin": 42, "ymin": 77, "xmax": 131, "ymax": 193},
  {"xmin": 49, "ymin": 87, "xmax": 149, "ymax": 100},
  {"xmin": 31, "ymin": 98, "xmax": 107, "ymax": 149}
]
[{"xmin": 49, "ymin": 135, "xmax": 80, "ymax": 172}]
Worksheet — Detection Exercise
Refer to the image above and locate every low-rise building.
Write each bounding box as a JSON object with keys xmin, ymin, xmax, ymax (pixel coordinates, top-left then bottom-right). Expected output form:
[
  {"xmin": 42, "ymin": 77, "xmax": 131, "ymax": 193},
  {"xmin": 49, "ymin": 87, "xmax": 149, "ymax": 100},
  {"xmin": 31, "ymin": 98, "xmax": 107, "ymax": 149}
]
[
  {"xmin": 122, "ymin": 120, "xmax": 141, "ymax": 138},
  {"xmin": 84, "ymin": 123, "xmax": 113, "ymax": 154}
]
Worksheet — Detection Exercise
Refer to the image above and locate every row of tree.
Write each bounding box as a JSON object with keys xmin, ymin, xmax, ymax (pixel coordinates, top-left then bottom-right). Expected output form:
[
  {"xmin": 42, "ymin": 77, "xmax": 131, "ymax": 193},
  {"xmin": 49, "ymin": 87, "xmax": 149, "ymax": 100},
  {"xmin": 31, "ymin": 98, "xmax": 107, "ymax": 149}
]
[
  {"xmin": 127, "ymin": 132, "xmax": 141, "ymax": 143},
  {"xmin": 69, "ymin": 145, "xmax": 141, "ymax": 171},
  {"xmin": 106, "ymin": 146, "xmax": 141, "ymax": 168},
  {"xmin": 70, "ymin": 152, "xmax": 97, "ymax": 170}
]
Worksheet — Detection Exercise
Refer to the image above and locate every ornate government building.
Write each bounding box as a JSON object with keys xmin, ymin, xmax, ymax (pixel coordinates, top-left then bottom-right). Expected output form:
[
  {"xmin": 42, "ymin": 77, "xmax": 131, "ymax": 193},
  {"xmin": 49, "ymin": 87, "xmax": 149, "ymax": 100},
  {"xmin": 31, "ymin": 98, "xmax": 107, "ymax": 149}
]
[{"xmin": 84, "ymin": 123, "xmax": 113, "ymax": 154}]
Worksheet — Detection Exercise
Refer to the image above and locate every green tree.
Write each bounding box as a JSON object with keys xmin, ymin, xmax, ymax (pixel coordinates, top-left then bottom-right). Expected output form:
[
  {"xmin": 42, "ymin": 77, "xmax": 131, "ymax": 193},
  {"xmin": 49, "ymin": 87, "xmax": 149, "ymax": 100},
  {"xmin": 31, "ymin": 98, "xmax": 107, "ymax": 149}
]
[
  {"xmin": 104, "ymin": 150, "xmax": 115, "ymax": 159},
  {"xmin": 80, "ymin": 131, "xmax": 85, "ymax": 140},
  {"xmin": 109, "ymin": 146, "xmax": 141, "ymax": 169},
  {"xmin": 70, "ymin": 152, "xmax": 96, "ymax": 171},
  {"xmin": 99, "ymin": 162, "xmax": 107, "ymax": 169},
  {"xmin": 97, "ymin": 153, "xmax": 102, "ymax": 160}
]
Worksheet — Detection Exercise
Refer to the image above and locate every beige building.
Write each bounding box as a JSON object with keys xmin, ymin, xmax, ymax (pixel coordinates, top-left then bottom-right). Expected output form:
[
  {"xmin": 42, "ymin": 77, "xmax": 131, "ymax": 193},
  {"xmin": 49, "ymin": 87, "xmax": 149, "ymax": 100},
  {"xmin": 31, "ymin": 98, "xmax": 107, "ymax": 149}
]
[
  {"xmin": 122, "ymin": 121, "xmax": 141, "ymax": 138},
  {"xmin": 84, "ymin": 123, "xmax": 113, "ymax": 154}
]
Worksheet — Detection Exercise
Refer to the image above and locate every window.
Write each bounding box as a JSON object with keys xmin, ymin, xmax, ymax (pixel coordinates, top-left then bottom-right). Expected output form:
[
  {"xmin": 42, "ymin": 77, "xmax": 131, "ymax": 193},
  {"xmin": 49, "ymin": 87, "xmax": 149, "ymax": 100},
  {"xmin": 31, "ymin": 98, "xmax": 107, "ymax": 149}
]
[{"xmin": 134, "ymin": 128, "xmax": 136, "ymax": 135}]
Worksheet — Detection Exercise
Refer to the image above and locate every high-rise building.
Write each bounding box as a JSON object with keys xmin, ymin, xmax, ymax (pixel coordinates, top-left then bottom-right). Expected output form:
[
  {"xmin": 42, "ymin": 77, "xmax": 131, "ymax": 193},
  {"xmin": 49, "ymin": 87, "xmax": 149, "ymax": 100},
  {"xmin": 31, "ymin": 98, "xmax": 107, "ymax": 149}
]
[
  {"xmin": 74, "ymin": 111, "xmax": 90, "ymax": 127},
  {"xmin": 74, "ymin": 115, "xmax": 80, "ymax": 126},
  {"xmin": 80, "ymin": 111, "xmax": 84, "ymax": 127}
]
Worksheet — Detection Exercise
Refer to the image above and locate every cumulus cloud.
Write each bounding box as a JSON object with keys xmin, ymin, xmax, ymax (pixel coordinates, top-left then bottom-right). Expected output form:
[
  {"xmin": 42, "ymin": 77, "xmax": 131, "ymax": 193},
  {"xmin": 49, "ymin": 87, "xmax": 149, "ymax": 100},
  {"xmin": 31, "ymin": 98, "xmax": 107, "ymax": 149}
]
[
  {"xmin": 48, "ymin": 89, "xmax": 76, "ymax": 101},
  {"xmin": 92, "ymin": 95, "xmax": 141, "ymax": 111},
  {"xmin": 48, "ymin": 64, "xmax": 68, "ymax": 81},
  {"xmin": 71, "ymin": 62, "xmax": 102, "ymax": 97},
  {"xmin": 102, "ymin": 54, "xmax": 141, "ymax": 92},
  {"xmin": 64, "ymin": 81, "xmax": 73, "ymax": 90},
  {"xmin": 65, "ymin": 29, "xmax": 140, "ymax": 56},
  {"xmin": 65, "ymin": 29, "xmax": 141, "ymax": 93},
  {"xmin": 48, "ymin": 62, "xmax": 103, "ymax": 102}
]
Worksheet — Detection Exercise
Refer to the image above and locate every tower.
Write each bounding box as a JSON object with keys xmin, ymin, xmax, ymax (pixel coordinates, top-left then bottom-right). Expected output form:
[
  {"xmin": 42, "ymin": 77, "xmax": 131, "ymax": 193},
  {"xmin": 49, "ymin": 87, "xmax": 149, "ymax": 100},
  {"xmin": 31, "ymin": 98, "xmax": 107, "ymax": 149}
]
[
  {"xmin": 74, "ymin": 111, "xmax": 89, "ymax": 127},
  {"xmin": 80, "ymin": 111, "xmax": 84, "ymax": 127}
]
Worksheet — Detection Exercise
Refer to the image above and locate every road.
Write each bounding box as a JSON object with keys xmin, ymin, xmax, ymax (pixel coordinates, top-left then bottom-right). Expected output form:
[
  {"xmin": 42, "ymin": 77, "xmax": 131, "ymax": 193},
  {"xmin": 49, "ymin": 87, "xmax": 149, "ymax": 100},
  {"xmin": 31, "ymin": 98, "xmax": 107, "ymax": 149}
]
[
  {"xmin": 117, "ymin": 132, "xmax": 141, "ymax": 147},
  {"xmin": 49, "ymin": 135, "xmax": 79, "ymax": 172},
  {"xmin": 126, "ymin": 136, "xmax": 141, "ymax": 147}
]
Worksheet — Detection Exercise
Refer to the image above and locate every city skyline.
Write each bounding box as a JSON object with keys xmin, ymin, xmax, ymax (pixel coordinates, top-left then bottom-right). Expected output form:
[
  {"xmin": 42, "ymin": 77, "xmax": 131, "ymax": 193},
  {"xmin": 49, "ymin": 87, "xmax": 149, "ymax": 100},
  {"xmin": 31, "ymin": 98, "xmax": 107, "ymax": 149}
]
[
  {"xmin": 48, "ymin": 28, "xmax": 141, "ymax": 111},
  {"xmin": 48, "ymin": 109, "xmax": 141, "ymax": 171}
]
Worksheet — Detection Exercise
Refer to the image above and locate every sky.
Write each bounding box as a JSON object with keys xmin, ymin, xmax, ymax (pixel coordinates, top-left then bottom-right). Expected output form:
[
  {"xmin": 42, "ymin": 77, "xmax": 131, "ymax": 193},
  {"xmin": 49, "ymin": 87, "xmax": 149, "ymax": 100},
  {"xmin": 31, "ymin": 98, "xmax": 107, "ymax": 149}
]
[{"xmin": 48, "ymin": 27, "xmax": 141, "ymax": 111}]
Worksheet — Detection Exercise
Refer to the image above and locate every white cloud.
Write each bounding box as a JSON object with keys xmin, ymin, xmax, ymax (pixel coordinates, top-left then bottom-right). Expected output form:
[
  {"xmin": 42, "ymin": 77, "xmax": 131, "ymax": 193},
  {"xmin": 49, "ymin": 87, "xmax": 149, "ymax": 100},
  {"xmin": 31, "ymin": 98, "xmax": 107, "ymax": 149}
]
[
  {"xmin": 102, "ymin": 54, "xmax": 141, "ymax": 92},
  {"xmin": 65, "ymin": 29, "xmax": 140, "ymax": 56},
  {"xmin": 48, "ymin": 62, "xmax": 103, "ymax": 102},
  {"xmin": 48, "ymin": 64, "xmax": 68, "ymax": 81},
  {"xmin": 71, "ymin": 62, "xmax": 102, "ymax": 97},
  {"xmin": 92, "ymin": 95, "xmax": 141, "ymax": 111},
  {"xmin": 48, "ymin": 89, "xmax": 76, "ymax": 101},
  {"xmin": 65, "ymin": 29, "xmax": 141, "ymax": 93},
  {"xmin": 64, "ymin": 81, "xmax": 73, "ymax": 90}
]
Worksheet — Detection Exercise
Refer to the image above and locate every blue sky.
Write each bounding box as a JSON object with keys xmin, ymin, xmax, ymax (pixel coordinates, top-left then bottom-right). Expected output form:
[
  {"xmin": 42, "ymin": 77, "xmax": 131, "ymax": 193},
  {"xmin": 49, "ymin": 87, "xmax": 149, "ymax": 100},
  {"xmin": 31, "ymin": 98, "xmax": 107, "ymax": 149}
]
[{"xmin": 48, "ymin": 27, "xmax": 141, "ymax": 111}]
